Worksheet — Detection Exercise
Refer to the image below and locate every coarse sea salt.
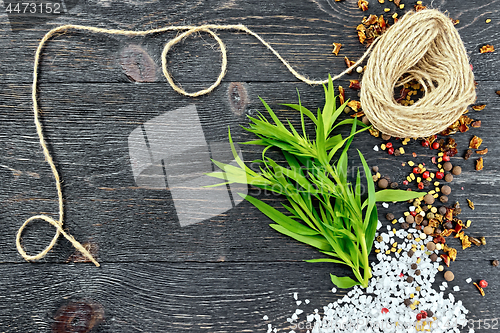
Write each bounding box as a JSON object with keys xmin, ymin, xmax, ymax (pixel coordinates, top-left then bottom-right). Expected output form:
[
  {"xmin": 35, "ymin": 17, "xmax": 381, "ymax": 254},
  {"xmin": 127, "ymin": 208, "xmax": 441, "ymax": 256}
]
[{"xmin": 265, "ymin": 229, "xmax": 470, "ymax": 332}]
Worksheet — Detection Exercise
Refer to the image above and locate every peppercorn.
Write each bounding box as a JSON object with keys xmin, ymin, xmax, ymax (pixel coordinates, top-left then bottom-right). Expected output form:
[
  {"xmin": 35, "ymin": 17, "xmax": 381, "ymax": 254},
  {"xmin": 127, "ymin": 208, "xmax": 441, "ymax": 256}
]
[
  {"xmin": 406, "ymin": 215, "xmax": 415, "ymax": 224},
  {"xmin": 443, "ymin": 162, "xmax": 453, "ymax": 171},
  {"xmin": 442, "ymin": 154, "xmax": 450, "ymax": 162},
  {"xmin": 493, "ymin": 260, "xmax": 499, "ymax": 267},
  {"xmin": 378, "ymin": 178, "xmax": 389, "ymax": 189},
  {"xmin": 432, "ymin": 142, "xmax": 440, "ymax": 149},
  {"xmin": 452, "ymin": 166, "xmax": 462, "ymax": 175},
  {"xmin": 424, "ymin": 194, "xmax": 435, "ymax": 205},
  {"xmin": 404, "ymin": 298, "xmax": 412, "ymax": 306},
  {"xmin": 444, "ymin": 221, "xmax": 453, "ymax": 229},
  {"xmin": 430, "ymin": 253, "xmax": 438, "ymax": 261},
  {"xmin": 381, "ymin": 133, "xmax": 391, "ymax": 141},
  {"xmin": 423, "ymin": 179, "xmax": 431, "ymax": 187},
  {"xmin": 410, "ymin": 211, "xmax": 417, "ymax": 217},
  {"xmin": 444, "ymin": 271, "xmax": 455, "ymax": 281},
  {"xmin": 445, "ymin": 173, "xmax": 453, "ymax": 182},
  {"xmin": 390, "ymin": 182, "xmax": 399, "ymax": 189},
  {"xmin": 376, "ymin": 235, "xmax": 383, "ymax": 242},
  {"xmin": 401, "ymin": 222, "xmax": 410, "ymax": 229},
  {"xmin": 441, "ymin": 185, "xmax": 451, "ymax": 196},
  {"xmin": 388, "ymin": 147, "xmax": 395, "ymax": 155},
  {"xmin": 393, "ymin": 149, "xmax": 401, "ymax": 156},
  {"xmin": 421, "ymin": 205, "xmax": 429, "ymax": 212},
  {"xmin": 436, "ymin": 228, "xmax": 442, "ymax": 234},
  {"xmin": 407, "ymin": 276, "xmax": 414, "ymax": 283},
  {"xmin": 423, "ymin": 226, "xmax": 434, "ymax": 235},
  {"xmin": 416, "ymin": 313, "xmax": 423, "ymax": 321},
  {"xmin": 427, "ymin": 242, "xmax": 436, "ymax": 251},
  {"xmin": 422, "ymin": 140, "xmax": 429, "ymax": 147},
  {"xmin": 411, "ymin": 263, "xmax": 418, "ymax": 270},
  {"xmin": 440, "ymin": 195, "xmax": 449, "ymax": 203},
  {"xmin": 386, "ymin": 213, "xmax": 395, "ymax": 221},
  {"xmin": 436, "ymin": 172, "xmax": 444, "ymax": 179},
  {"xmin": 362, "ymin": 116, "xmax": 370, "ymax": 125},
  {"xmin": 427, "ymin": 310, "xmax": 434, "ymax": 318},
  {"xmin": 415, "ymin": 269, "xmax": 421, "ymax": 276},
  {"xmin": 422, "ymin": 219, "xmax": 429, "ymax": 226},
  {"xmin": 479, "ymin": 280, "xmax": 488, "ymax": 288},
  {"xmin": 422, "ymin": 171, "xmax": 430, "ymax": 179},
  {"xmin": 372, "ymin": 165, "xmax": 379, "ymax": 173},
  {"xmin": 408, "ymin": 249, "xmax": 415, "ymax": 257},
  {"xmin": 438, "ymin": 206, "xmax": 447, "ymax": 215}
]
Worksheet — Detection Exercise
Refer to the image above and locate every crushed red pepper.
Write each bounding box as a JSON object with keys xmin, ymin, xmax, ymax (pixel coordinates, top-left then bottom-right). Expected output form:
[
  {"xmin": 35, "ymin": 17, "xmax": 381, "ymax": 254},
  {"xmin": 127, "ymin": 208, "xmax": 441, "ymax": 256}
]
[
  {"xmin": 469, "ymin": 136, "xmax": 483, "ymax": 149},
  {"xmin": 476, "ymin": 157, "xmax": 484, "ymax": 171},
  {"xmin": 472, "ymin": 104, "xmax": 486, "ymax": 111},
  {"xmin": 357, "ymin": 0, "xmax": 369, "ymax": 11},
  {"xmin": 480, "ymin": 44, "xmax": 495, "ymax": 53},
  {"xmin": 347, "ymin": 100, "xmax": 362, "ymax": 112},
  {"xmin": 332, "ymin": 43, "xmax": 342, "ymax": 56},
  {"xmin": 338, "ymin": 85, "xmax": 345, "ymax": 105},
  {"xmin": 473, "ymin": 282, "xmax": 486, "ymax": 296},
  {"xmin": 349, "ymin": 80, "xmax": 361, "ymax": 90},
  {"xmin": 476, "ymin": 148, "xmax": 488, "ymax": 155}
]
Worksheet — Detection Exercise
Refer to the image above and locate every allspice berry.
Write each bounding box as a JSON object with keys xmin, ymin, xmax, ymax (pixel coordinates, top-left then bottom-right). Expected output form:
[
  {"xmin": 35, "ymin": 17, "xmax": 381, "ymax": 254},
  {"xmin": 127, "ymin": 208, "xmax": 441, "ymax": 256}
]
[
  {"xmin": 492, "ymin": 260, "xmax": 499, "ymax": 267},
  {"xmin": 443, "ymin": 162, "xmax": 453, "ymax": 171},
  {"xmin": 444, "ymin": 270, "xmax": 455, "ymax": 282},
  {"xmin": 362, "ymin": 116, "xmax": 371, "ymax": 125},
  {"xmin": 424, "ymin": 226, "xmax": 434, "ymax": 235},
  {"xmin": 386, "ymin": 213, "xmax": 395, "ymax": 221},
  {"xmin": 424, "ymin": 194, "xmax": 435, "ymax": 205},
  {"xmin": 411, "ymin": 263, "xmax": 418, "ymax": 270},
  {"xmin": 430, "ymin": 253, "xmax": 438, "ymax": 262},
  {"xmin": 440, "ymin": 195, "xmax": 449, "ymax": 203},
  {"xmin": 378, "ymin": 178, "xmax": 389, "ymax": 189},
  {"xmin": 445, "ymin": 173, "xmax": 453, "ymax": 182},
  {"xmin": 381, "ymin": 133, "xmax": 391, "ymax": 141},
  {"xmin": 441, "ymin": 185, "xmax": 451, "ymax": 196},
  {"xmin": 372, "ymin": 166, "xmax": 379, "ymax": 173},
  {"xmin": 426, "ymin": 241, "xmax": 436, "ymax": 251},
  {"xmin": 438, "ymin": 206, "xmax": 447, "ymax": 215},
  {"xmin": 406, "ymin": 215, "xmax": 415, "ymax": 223},
  {"xmin": 452, "ymin": 166, "xmax": 462, "ymax": 175}
]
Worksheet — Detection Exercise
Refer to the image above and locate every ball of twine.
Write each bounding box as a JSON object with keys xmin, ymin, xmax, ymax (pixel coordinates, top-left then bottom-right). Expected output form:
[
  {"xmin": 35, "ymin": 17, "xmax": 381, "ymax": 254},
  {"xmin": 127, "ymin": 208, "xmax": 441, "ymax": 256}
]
[{"xmin": 360, "ymin": 9, "xmax": 476, "ymax": 138}]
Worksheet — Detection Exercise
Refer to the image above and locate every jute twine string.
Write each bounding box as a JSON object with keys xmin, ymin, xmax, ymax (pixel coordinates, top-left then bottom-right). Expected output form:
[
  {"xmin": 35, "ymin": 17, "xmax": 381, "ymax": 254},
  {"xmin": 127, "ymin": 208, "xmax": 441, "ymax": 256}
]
[
  {"xmin": 19, "ymin": 9, "xmax": 474, "ymax": 266},
  {"xmin": 360, "ymin": 10, "xmax": 476, "ymax": 138}
]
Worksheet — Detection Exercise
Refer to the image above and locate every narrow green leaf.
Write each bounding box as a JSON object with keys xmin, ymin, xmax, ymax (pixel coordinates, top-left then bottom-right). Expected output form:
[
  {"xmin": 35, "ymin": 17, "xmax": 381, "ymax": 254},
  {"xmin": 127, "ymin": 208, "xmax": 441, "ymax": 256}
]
[
  {"xmin": 374, "ymin": 189, "xmax": 426, "ymax": 202},
  {"xmin": 270, "ymin": 224, "xmax": 333, "ymax": 251},
  {"xmin": 282, "ymin": 103, "xmax": 317, "ymax": 124},
  {"xmin": 305, "ymin": 258, "xmax": 345, "ymax": 264},
  {"xmin": 330, "ymin": 274, "xmax": 362, "ymax": 289}
]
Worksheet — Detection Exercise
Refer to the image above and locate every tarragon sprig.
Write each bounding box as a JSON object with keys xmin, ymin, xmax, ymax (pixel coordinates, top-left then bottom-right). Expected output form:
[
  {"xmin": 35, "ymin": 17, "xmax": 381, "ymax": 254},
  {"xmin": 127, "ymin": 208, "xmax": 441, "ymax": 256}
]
[{"xmin": 207, "ymin": 75, "xmax": 424, "ymax": 288}]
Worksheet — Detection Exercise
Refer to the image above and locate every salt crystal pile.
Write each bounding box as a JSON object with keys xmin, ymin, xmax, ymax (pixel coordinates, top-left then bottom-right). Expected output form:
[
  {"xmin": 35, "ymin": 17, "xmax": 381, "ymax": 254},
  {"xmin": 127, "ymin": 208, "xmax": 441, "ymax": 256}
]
[{"xmin": 265, "ymin": 224, "xmax": 469, "ymax": 333}]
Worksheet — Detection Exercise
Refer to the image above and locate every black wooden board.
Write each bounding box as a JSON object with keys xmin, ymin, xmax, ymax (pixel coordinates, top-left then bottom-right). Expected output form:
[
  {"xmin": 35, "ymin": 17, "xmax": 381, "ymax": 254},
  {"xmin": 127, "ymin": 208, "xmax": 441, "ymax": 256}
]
[{"xmin": 0, "ymin": 0, "xmax": 499, "ymax": 332}]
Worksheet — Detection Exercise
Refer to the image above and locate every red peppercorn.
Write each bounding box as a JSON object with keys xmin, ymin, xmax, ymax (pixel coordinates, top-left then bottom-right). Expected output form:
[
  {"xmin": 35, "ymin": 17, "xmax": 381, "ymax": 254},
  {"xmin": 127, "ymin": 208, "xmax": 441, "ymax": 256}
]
[
  {"xmin": 422, "ymin": 171, "xmax": 430, "ymax": 179},
  {"xmin": 410, "ymin": 211, "xmax": 417, "ymax": 217},
  {"xmin": 479, "ymin": 280, "xmax": 488, "ymax": 288},
  {"xmin": 442, "ymin": 155, "xmax": 450, "ymax": 162},
  {"xmin": 381, "ymin": 307, "xmax": 389, "ymax": 314},
  {"xmin": 386, "ymin": 142, "xmax": 393, "ymax": 148},
  {"xmin": 403, "ymin": 180, "xmax": 409, "ymax": 185},
  {"xmin": 418, "ymin": 182, "xmax": 424, "ymax": 190},
  {"xmin": 432, "ymin": 142, "xmax": 440, "ymax": 149},
  {"xmin": 436, "ymin": 172, "xmax": 444, "ymax": 180},
  {"xmin": 421, "ymin": 140, "xmax": 429, "ymax": 147},
  {"xmin": 413, "ymin": 167, "xmax": 420, "ymax": 174},
  {"xmin": 420, "ymin": 310, "xmax": 428, "ymax": 319},
  {"xmin": 416, "ymin": 313, "xmax": 422, "ymax": 321},
  {"xmin": 399, "ymin": 272, "xmax": 404, "ymax": 278},
  {"xmin": 388, "ymin": 147, "xmax": 395, "ymax": 155}
]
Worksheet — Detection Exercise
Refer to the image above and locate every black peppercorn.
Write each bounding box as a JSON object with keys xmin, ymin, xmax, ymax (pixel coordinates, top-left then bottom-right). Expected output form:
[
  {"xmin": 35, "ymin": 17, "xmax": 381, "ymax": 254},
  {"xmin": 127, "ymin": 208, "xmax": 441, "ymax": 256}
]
[
  {"xmin": 390, "ymin": 182, "xmax": 399, "ymax": 189},
  {"xmin": 408, "ymin": 249, "xmax": 414, "ymax": 257},
  {"xmin": 411, "ymin": 263, "xmax": 418, "ymax": 270},
  {"xmin": 438, "ymin": 206, "xmax": 447, "ymax": 215},
  {"xmin": 440, "ymin": 195, "xmax": 449, "ymax": 203},
  {"xmin": 430, "ymin": 253, "xmax": 438, "ymax": 262},
  {"xmin": 415, "ymin": 269, "xmax": 421, "ymax": 276},
  {"xmin": 422, "ymin": 219, "xmax": 429, "ymax": 227},
  {"xmin": 401, "ymin": 222, "xmax": 410, "ymax": 230},
  {"xmin": 404, "ymin": 299, "xmax": 412, "ymax": 307},
  {"xmin": 444, "ymin": 221, "xmax": 453, "ymax": 229},
  {"xmin": 386, "ymin": 213, "xmax": 395, "ymax": 221},
  {"xmin": 407, "ymin": 276, "xmax": 414, "ymax": 283},
  {"xmin": 427, "ymin": 310, "xmax": 434, "ymax": 317}
]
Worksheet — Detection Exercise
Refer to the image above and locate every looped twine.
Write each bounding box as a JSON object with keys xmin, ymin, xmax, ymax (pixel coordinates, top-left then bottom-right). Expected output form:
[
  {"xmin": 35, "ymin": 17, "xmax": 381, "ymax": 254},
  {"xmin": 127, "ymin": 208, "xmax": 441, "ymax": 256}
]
[
  {"xmin": 360, "ymin": 9, "xmax": 476, "ymax": 138},
  {"xmin": 22, "ymin": 9, "xmax": 474, "ymax": 266}
]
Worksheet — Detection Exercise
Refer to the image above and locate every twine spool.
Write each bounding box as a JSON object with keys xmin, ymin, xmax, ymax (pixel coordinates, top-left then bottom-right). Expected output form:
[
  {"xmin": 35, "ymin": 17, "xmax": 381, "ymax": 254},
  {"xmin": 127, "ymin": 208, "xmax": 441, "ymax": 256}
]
[
  {"xmin": 360, "ymin": 9, "xmax": 476, "ymax": 138},
  {"xmin": 19, "ymin": 9, "xmax": 475, "ymax": 266}
]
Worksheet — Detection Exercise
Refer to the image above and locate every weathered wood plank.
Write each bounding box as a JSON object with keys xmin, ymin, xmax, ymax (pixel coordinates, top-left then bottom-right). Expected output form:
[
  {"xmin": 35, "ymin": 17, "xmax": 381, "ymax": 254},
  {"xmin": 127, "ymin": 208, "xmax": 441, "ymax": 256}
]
[
  {"xmin": 0, "ymin": 81, "xmax": 498, "ymax": 264},
  {"xmin": 0, "ymin": 261, "xmax": 497, "ymax": 332},
  {"xmin": 0, "ymin": 0, "xmax": 498, "ymax": 85}
]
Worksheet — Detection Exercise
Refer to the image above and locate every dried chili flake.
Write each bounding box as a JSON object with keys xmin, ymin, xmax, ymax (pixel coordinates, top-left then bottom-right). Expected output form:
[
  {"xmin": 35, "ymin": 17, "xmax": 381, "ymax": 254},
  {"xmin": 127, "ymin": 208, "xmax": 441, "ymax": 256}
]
[
  {"xmin": 440, "ymin": 254, "xmax": 451, "ymax": 267},
  {"xmin": 414, "ymin": 4, "xmax": 427, "ymax": 11},
  {"xmin": 350, "ymin": 111, "xmax": 365, "ymax": 118},
  {"xmin": 464, "ymin": 149, "xmax": 473, "ymax": 160},
  {"xmin": 332, "ymin": 43, "xmax": 342, "ymax": 56},
  {"xmin": 461, "ymin": 236, "xmax": 471, "ymax": 249},
  {"xmin": 476, "ymin": 157, "xmax": 484, "ymax": 171},
  {"xmin": 347, "ymin": 100, "xmax": 362, "ymax": 112},
  {"xmin": 357, "ymin": 0, "xmax": 369, "ymax": 11},
  {"xmin": 364, "ymin": 14, "xmax": 378, "ymax": 25},
  {"xmin": 450, "ymin": 18, "xmax": 460, "ymax": 25},
  {"xmin": 471, "ymin": 120, "xmax": 482, "ymax": 128},
  {"xmin": 344, "ymin": 56, "xmax": 356, "ymax": 72},
  {"xmin": 480, "ymin": 44, "xmax": 495, "ymax": 53},
  {"xmin": 338, "ymin": 86, "xmax": 345, "ymax": 105},
  {"xmin": 379, "ymin": 15, "xmax": 387, "ymax": 31},
  {"xmin": 441, "ymin": 229, "xmax": 453, "ymax": 237},
  {"xmin": 476, "ymin": 148, "xmax": 488, "ymax": 155},
  {"xmin": 349, "ymin": 80, "xmax": 361, "ymax": 90},
  {"xmin": 467, "ymin": 199, "xmax": 475, "ymax": 210},
  {"xmin": 369, "ymin": 127, "xmax": 380, "ymax": 137},
  {"xmin": 472, "ymin": 104, "xmax": 486, "ymax": 111},
  {"xmin": 469, "ymin": 136, "xmax": 483, "ymax": 149},
  {"xmin": 443, "ymin": 245, "xmax": 457, "ymax": 261},
  {"xmin": 469, "ymin": 236, "xmax": 482, "ymax": 246},
  {"xmin": 393, "ymin": 0, "xmax": 400, "ymax": 5},
  {"xmin": 473, "ymin": 282, "xmax": 486, "ymax": 296}
]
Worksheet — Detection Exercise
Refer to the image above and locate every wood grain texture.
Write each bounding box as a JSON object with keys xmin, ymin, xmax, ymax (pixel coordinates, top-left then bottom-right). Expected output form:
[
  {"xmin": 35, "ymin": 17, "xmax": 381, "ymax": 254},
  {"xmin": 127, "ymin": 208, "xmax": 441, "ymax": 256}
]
[{"xmin": 0, "ymin": 0, "xmax": 500, "ymax": 331}]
